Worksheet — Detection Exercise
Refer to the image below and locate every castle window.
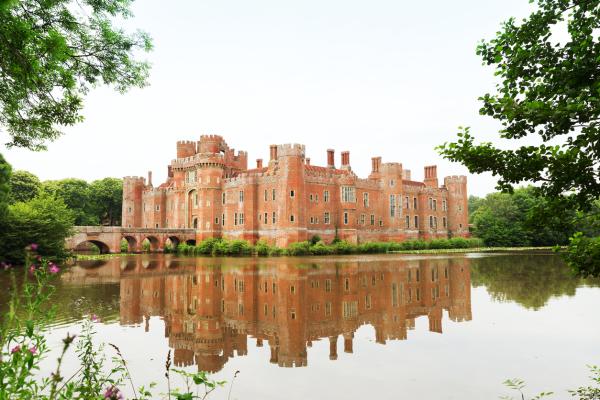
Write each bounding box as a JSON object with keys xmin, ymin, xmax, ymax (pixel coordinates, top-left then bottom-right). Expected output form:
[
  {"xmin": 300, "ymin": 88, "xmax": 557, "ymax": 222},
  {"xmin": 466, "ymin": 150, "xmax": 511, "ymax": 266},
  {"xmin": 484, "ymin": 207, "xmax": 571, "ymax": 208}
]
[
  {"xmin": 360, "ymin": 214, "xmax": 366, "ymax": 225},
  {"xmin": 390, "ymin": 179, "xmax": 395, "ymax": 187},
  {"xmin": 416, "ymin": 269, "xmax": 420, "ymax": 282},
  {"xmin": 215, "ymin": 217, "xmax": 219, "ymax": 224},
  {"xmin": 341, "ymin": 186, "xmax": 356, "ymax": 203},
  {"xmin": 290, "ymin": 310, "xmax": 296, "ymax": 320},
  {"xmin": 310, "ymin": 216, "xmax": 314, "ymax": 224},
  {"xmin": 193, "ymin": 218, "xmax": 198, "ymax": 229},
  {"xmin": 315, "ymin": 194, "xmax": 319, "ymax": 202},
  {"xmin": 345, "ymin": 278, "xmax": 350, "ymax": 291},
  {"xmin": 324, "ymin": 190, "xmax": 330, "ymax": 202},
  {"xmin": 239, "ymin": 190, "xmax": 244, "ymax": 203},
  {"xmin": 234, "ymin": 213, "xmax": 238, "ymax": 225},
  {"xmin": 315, "ymin": 216, "xmax": 319, "ymax": 223},
  {"xmin": 222, "ymin": 213, "xmax": 225, "ymax": 226},
  {"xmin": 379, "ymin": 219, "xmax": 383, "ymax": 227},
  {"xmin": 443, "ymin": 217, "xmax": 447, "ymax": 228},
  {"xmin": 290, "ymin": 285, "xmax": 295, "ymax": 294},
  {"xmin": 272, "ymin": 282, "xmax": 277, "ymax": 293},
  {"xmin": 392, "ymin": 284, "xmax": 398, "ymax": 307},
  {"xmin": 459, "ymin": 223, "xmax": 463, "ymax": 228},
  {"xmin": 206, "ymin": 200, "xmax": 210, "ymax": 207},
  {"xmin": 264, "ymin": 212, "xmax": 268, "ymax": 223},
  {"xmin": 363, "ymin": 192, "xmax": 369, "ymax": 207},
  {"xmin": 433, "ymin": 199, "xmax": 437, "ymax": 211},
  {"xmin": 264, "ymin": 304, "xmax": 268, "ymax": 316},
  {"xmin": 443, "ymin": 200, "xmax": 447, "ymax": 211},
  {"xmin": 428, "ymin": 197, "xmax": 433, "ymax": 209},
  {"xmin": 309, "ymin": 194, "xmax": 313, "ymax": 202},
  {"xmin": 390, "ymin": 194, "xmax": 396, "ymax": 217},
  {"xmin": 414, "ymin": 215, "xmax": 419, "ymax": 228},
  {"xmin": 290, "ymin": 214, "xmax": 295, "ymax": 223},
  {"xmin": 290, "ymin": 190, "xmax": 295, "ymax": 198},
  {"xmin": 155, "ymin": 223, "xmax": 159, "ymax": 228},
  {"xmin": 416, "ymin": 288, "xmax": 421, "ymax": 301},
  {"xmin": 370, "ymin": 214, "xmax": 375, "ymax": 225},
  {"xmin": 128, "ymin": 207, "xmax": 132, "ymax": 213},
  {"xmin": 365, "ymin": 294, "xmax": 372, "ymax": 310},
  {"xmin": 222, "ymin": 192, "xmax": 226, "ymax": 205},
  {"xmin": 155, "ymin": 205, "xmax": 160, "ymax": 211},
  {"xmin": 143, "ymin": 203, "xmax": 146, "ymax": 211},
  {"xmin": 405, "ymin": 196, "xmax": 409, "ymax": 209},
  {"xmin": 405, "ymin": 215, "xmax": 410, "ymax": 228},
  {"xmin": 458, "ymin": 205, "xmax": 463, "ymax": 212},
  {"xmin": 259, "ymin": 213, "xmax": 262, "ymax": 221},
  {"xmin": 429, "ymin": 215, "xmax": 434, "ymax": 228},
  {"xmin": 413, "ymin": 197, "xmax": 418, "ymax": 209},
  {"xmin": 343, "ymin": 212, "xmax": 349, "ymax": 225},
  {"xmin": 272, "ymin": 189, "xmax": 276, "ymax": 200},
  {"xmin": 194, "ymin": 193, "xmax": 198, "ymax": 207},
  {"xmin": 272, "ymin": 212, "xmax": 276, "ymax": 224},
  {"xmin": 324, "ymin": 212, "xmax": 330, "ymax": 224},
  {"xmin": 264, "ymin": 189, "xmax": 267, "ymax": 202},
  {"xmin": 325, "ymin": 279, "xmax": 332, "ymax": 292},
  {"xmin": 325, "ymin": 302, "xmax": 332, "ymax": 316},
  {"xmin": 434, "ymin": 216, "xmax": 438, "ymax": 227}
]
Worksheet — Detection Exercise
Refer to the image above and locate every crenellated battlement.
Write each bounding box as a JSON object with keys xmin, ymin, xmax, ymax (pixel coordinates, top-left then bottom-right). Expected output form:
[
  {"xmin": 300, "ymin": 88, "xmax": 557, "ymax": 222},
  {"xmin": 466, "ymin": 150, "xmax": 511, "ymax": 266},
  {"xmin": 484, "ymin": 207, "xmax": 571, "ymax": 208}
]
[
  {"xmin": 444, "ymin": 175, "xmax": 467, "ymax": 183},
  {"xmin": 277, "ymin": 143, "xmax": 305, "ymax": 157},
  {"xmin": 199, "ymin": 134, "xmax": 224, "ymax": 141}
]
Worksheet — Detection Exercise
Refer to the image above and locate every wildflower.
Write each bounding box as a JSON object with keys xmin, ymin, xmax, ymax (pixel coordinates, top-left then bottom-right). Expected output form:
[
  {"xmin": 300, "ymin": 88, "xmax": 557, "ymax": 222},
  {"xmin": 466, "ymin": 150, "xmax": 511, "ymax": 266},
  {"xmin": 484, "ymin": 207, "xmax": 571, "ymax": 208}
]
[
  {"xmin": 29, "ymin": 264, "xmax": 36, "ymax": 274},
  {"xmin": 10, "ymin": 345, "xmax": 20, "ymax": 354},
  {"xmin": 48, "ymin": 263, "xmax": 60, "ymax": 274},
  {"xmin": 29, "ymin": 346, "xmax": 37, "ymax": 355},
  {"xmin": 91, "ymin": 314, "xmax": 100, "ymax": 323},
  {"xmin": 63, "ymin": 333, "xmax": 77, "ymax": 345},
  {"xmin": 29, "ymin": 243, "xmax": 38, "ymax": 251},
  {"xmin": 103, "ymin": 385, "xmax": 124, "ymax": 400},
  {"xmin": 36, "ymin": 255, "xmax": 42, "ymax": 261}
]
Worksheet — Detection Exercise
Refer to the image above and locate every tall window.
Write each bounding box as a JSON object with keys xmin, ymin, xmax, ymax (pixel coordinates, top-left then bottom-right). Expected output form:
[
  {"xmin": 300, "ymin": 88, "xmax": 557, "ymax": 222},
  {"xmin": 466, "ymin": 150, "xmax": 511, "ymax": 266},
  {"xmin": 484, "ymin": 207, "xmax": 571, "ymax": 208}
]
[
  {"xmin": 341, "ymin": 186, "xmax": 356, "ymax": 203},
  {"xmin": 360, "ymin": 214, "xmax": 366, "ymax": 225},
  {"xmin": 370, "ymin": 214, "xmax": 375, "ymax": 225},
  {"xmin": 390, "ymin": 194, "xmax": 396, "ymax": 217},
  {"xmin": 324, "ymin": 190, "xmax": 330, "ymax": 202},
  {"xmin": 428, "ymin": 197, "xmax": 433, "ymax": 209},
  {"xmin": 363, "ymin": 192, "xmax": 369, "ymax": 207},
  {"xmin": 433, "ymin": 199, "xmax": 437, "ymax": 211},
  {"xmin": 222, "ymin": 192, "xmax": 226, "ymax": 205},
  {"xmin": 405, "ymin": 215, "xmax": 410, "ymax": 228},
  {"xmin": 405, "ymin": 196, "xmax": 409, "ymax": 209},
  {"xmin": 272, "ymin": 212, "xmax": 276, "ymax": 224},
  {"xmin": 264, "ymin": 189, "xmax": 267, "ymax": 202},
  {"xmin": 343, "ymin": 212, "xmax": 349, "ymax": 225},
  {"xmin": 413, "ymin": 197, "xmax": 418, "ymax": 209},
  {"xmin": 234, "ymin": 212, "xmax": 238, "ymax": 225},
  {"xmin": 290, "ymin": 190, "xmax": 295, "ymax": 197},
  {"xmin": 272, "ymin": 189, "xmax": 276, "ymax": 200},
  {"xmin": 414, "ymin": 215, "xmax": 419, "ymax": 228},
  {"xmin": 239, "ymin": 190, "xmax": 244, "ymax": 203},
  {"xmin": 290, "ymin": 214, "xmax": 295, "ymax": 222},
  {"xmin": 324, "ymin": 212, "xmax": 330, "ymax": 224},
  {"xmin": 429, "ymin": 215, "xmax": 434, "ymax": 228},
  {"xmin": 442, "ymin": 199, "xmax": 447, "ymax": 211},
  {"xmin": 222, "ymin": 213, "xmax": 225, "ymax": 226},
  {"xmin": 264, "ymin": 212, "xmax": 268, "ymax": 223},
  {"xmin": 443, "ymin": 217, "xmax": 447, "ymax": 228},
  {"xmin": 239, "ymin": 213, "xmax": 245, "ymax": 225}
]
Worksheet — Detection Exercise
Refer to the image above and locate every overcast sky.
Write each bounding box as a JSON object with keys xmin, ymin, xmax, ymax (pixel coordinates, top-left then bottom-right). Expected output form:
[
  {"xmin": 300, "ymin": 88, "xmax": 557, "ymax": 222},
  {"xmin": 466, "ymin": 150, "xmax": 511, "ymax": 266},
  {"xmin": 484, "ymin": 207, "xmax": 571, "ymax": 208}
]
[{"xmin": 1, "ymin": 0, "xmax": 535, "ymax": 196}]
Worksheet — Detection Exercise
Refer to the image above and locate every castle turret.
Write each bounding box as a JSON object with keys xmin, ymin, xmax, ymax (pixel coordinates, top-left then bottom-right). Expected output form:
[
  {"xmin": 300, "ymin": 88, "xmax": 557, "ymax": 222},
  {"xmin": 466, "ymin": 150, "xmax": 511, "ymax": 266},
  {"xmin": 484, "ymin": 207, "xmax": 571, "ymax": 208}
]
[
  {"xmin": 122, "ymin": 176, "xmax": 145, "ymax": 228},
  {"xmin": 177, "ymin": 141, "xmax": 197, "ymax": 158},
  {"xmin": 444, "ymin": 175, "xmax": 468, "ymax": 237}
]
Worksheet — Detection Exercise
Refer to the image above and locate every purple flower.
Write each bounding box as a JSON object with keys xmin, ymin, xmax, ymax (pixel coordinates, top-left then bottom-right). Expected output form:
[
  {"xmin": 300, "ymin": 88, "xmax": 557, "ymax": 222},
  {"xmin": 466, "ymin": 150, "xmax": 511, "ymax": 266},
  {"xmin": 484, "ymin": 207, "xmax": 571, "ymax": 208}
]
[
  {"xmin": 10, "ymin": 345, "xmax": 20, "ymax": 354},
  {"xmin": 36, "ymin": 255, "xmax": 42, "ymax": 262},
  {"xmin": 48, "ymin": 263, "xmax": 60, "ymax": 274},
  {"xmin": 91, "ymin": 314, "xmax": 100, "ymax": 323},
  {"xmin": 29, "ymin": 243, "xmax": 38, "ymax": 251},
  {"xmin": 28, "ymin": 264, "xmax": 36, "ymax": 274},
  {"xmin": 29, "ymin": 346, "xmax": 37, "ymax": 355},
  {"xmin": 103, "ymin": 386, "xmax": 124, "ymax": 400}
]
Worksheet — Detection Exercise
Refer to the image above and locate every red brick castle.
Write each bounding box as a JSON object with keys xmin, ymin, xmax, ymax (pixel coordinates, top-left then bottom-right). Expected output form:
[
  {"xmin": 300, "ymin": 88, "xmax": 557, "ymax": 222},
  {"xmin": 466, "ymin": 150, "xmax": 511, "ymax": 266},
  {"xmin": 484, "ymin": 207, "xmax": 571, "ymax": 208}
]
[{"xmin": 122, "ymin": 135, "xmax": 468, "ymax": 246}]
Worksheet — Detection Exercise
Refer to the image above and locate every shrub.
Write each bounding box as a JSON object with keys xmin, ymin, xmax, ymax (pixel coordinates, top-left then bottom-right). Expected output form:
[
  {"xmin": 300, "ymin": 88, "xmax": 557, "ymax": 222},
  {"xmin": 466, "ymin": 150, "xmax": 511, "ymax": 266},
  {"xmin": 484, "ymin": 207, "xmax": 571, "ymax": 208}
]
[
  {"xmin": 197, "ymin": 238, "xmax": 219, "ymax": 255},
  {"xmin": 333, "ymin": 240, "xmax": 356, "ymax": 254},
  {"xmin": 211, "ymin": 240, "xmax": 229, "ymax": 256},
  {"xmin": 310, "ymin": 241, "xmax": 334, "ymax": 255},
  {"xmin": 429, "ymin": 239, "xmax": 451, "ymax": 249},
  {"xmin": 255, "ymin": 240, "xmax": 271, "ymax": 256},
  {"xmin": 412, "ymin": 240, "xmax": 428, "ymax": 250},
  {"xmin": 120, "ymin": 238, "xmax": 128, "ymax": 253},
  {"xmin": 309, "ymin": 235, "xmax": 322, "ymax": 245},
  {"xmin": 227, "ymin": 239, "xmax": 253, "ymax": 256},
  {"xmin": 288, "ymin": 241, "xmax": 311, "ymax": 256},
  {"xmin": 448, "ymin": 237, "xmax": 470, "ymax": 248}
]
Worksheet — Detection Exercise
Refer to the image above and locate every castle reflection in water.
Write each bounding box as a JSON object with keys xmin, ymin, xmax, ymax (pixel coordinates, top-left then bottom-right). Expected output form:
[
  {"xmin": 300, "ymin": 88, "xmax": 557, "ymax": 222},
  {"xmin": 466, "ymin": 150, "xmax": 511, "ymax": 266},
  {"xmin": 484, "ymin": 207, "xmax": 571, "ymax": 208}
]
[{"xmin": 72, "ymin": 256, "xmax": 472, "ymax": 372}]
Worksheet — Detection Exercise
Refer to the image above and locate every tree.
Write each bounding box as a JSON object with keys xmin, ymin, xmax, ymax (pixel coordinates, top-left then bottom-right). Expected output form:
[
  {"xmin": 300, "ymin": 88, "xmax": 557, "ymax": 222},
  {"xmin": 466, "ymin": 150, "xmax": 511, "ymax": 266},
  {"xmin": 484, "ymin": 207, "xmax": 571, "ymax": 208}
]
[
  {"xmin": 438, "ymin": 0, "xmax": 600, "ymax": 275},
  {"xmin": 42, "ymin": 178, "xmax": 98, "ymax": 225},
  {"xmin": 0, "ymin": 0, "xmax": 152, "ymax": 151},
  {"xmin": 0, "ymin": 193, "xmax": 74, "ymax": 263},
  {"xmin": 8, "ymin": 170, "xmax": 40, "ymax": 203},
  {"xmin": 90, "ymin": 178, "xmax": 122, "ymax": 226},
  {"xmin": 0, "ymin": 154, "xmax": 10, "ymax": 219}
]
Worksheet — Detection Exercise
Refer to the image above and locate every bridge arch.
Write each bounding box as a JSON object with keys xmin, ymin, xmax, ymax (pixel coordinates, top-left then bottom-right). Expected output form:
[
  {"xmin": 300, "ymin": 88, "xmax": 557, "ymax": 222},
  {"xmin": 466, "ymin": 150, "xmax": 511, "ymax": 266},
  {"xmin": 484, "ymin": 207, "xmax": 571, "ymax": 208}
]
[
  {"xmin": 142, "ymin": 236, "xmax": 160, "ymax": 252},
  {"xmin": 74, "ymin": 240, "xmax": 111, "ymax": 254},
  {"xmin": 122, "ymin": 235, "xmax": 138, "ymax": 253},
  {"xmin": 166, "ymin": 236, "xmax": 180, "ymax": 251}
]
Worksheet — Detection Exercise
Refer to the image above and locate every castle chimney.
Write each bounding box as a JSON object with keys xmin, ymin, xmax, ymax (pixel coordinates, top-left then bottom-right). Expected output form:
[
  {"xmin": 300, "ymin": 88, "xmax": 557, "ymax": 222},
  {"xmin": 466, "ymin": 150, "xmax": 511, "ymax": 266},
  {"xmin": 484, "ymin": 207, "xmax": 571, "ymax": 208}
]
[
  {"xmin": 327, "ymin": 149, "xmax": 335, "ymax": 168},
  {"xmin": 371, "ymin": 157, "xmax": 381, "ymax": 173},
  {"xmin": 343, "ymin": 333, "xmax": 354, "ymax": 353},
  {"xmin": 147, "ymin": 171, "xmax": 153, "ymax": 186},
  {"xmin": 424, "ymin": 165, "xmax": 438, "ymax": 188},
  {"xmin": 256, "ymin": 158, "xmax": 263, "ymax": 169},
  {"xmin": 341, "ymin": 151, "xmax": 350, "ymax": 168},
  {"xmin": 306, "ymin": 158, "xmax": 310, "ymax": 165},
  {"xmin": 329, "ymin": 335, "xmax": 338, "ymax": 360},
  {"xmin": 167, "ymin": 165, "xmax": 173, "ymax": 178},
  {"xmin": 270, "ymin": 145, "xmax": 278, "ymax": 161}
]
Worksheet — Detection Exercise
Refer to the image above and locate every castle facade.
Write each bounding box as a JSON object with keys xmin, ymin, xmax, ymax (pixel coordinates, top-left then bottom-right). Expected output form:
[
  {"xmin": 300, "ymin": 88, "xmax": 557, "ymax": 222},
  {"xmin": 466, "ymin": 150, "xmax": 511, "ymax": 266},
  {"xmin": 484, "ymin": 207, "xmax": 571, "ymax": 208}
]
[{"xmin": 122, "ymin": 135, "xmax": 468, "ymax": 247}]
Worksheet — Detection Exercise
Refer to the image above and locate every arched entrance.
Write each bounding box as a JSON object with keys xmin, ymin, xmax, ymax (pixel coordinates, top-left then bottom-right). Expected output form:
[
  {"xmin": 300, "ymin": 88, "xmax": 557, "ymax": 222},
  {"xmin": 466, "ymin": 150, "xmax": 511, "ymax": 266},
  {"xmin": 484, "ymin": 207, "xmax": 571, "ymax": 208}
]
[
  {"xmin": 74, "ymin": 240, "xmax": 111, "ymax": 254},
  {"xmin": 122, "ymin": 236, "xmax": 138, "ymax": 253},
  {"xmin": 142, "ymin": 236, "xmax": 160, "ymax": 252}
]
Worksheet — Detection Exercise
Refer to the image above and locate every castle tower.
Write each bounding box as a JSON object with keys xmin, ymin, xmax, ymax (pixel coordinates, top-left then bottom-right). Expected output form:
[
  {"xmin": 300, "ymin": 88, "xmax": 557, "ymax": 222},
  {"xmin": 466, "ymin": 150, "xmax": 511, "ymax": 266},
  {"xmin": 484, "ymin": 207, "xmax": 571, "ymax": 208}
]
[
  {"xmin": 424, "ymin": 166, "xmax": 438, "ymax": 188},
  {"xmin": 122, "ymin": 176, "xmax": 145, "ymax": 228},
  {"xmin": 275, "ymin": 144, "xmax": 307, "ymax": 247},
  {"xmin": 444, "ymin": 175, "xmax": 468, "ymax": 237}
]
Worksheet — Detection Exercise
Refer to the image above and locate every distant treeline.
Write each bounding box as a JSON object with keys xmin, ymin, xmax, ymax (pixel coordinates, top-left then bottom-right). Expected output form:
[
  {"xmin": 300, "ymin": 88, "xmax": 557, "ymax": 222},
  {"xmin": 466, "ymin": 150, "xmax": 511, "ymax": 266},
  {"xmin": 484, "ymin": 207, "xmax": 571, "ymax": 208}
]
[
  {"xmin": 468, "ymin": 187, "xmax": 600, "ymax": 247},
  {"xmin": 0, "ymin": 155, "xmax": 122, "ymax": 263}
]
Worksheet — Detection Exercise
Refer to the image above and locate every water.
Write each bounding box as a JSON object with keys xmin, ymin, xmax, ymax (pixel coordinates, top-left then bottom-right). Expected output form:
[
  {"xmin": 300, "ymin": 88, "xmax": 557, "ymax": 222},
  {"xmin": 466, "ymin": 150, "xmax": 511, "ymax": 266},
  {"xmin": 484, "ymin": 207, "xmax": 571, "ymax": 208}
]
[{"xmin": 2, "ymin": 253, "xmax": 599, "ymax": 399}]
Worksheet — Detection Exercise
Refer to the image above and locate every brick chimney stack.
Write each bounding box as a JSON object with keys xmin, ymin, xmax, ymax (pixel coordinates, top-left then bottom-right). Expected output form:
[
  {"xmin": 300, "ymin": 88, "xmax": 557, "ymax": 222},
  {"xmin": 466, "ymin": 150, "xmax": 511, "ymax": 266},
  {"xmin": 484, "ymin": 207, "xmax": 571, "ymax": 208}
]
[
  {"xmin": 371, "ymin": 157, "xmax": 381, "ymax": 173},
  {"xmin": 341, "ymin": 151, "xmax": 350, "ymax": 170},
  {"xmin": 147, "ymin": 171, "xmax": 153, "ymax": 186},
  {"xmin": 327, "ymin": 149, "xmax": 335, "ymax": 168},
  {"xmin": 256, "ymin": 159, "xmax": 263, "ymax": 169},
  {"xmin": 269, "ymin": 145, "xmax": 278, "ymax": 161},
  {"xmin": 424, "ymin": 165, "xmax": 438, "ymax": 188}
]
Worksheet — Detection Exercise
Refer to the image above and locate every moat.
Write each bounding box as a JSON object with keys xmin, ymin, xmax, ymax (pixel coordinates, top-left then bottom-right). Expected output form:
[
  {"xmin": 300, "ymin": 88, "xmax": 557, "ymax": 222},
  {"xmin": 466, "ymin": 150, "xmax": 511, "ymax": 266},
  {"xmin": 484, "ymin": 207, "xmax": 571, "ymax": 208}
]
[{"xmin": 1, "ymin": 253, "xmax": 599, "ymax": 399}]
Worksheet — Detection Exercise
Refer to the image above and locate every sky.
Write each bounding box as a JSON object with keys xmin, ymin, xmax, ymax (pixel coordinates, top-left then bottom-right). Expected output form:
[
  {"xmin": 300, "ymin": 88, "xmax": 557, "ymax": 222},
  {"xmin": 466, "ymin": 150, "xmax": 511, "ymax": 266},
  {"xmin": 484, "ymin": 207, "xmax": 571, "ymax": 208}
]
[{"xmin": 1, "ymin": 0, "xmax": 536, "ymax": 197}]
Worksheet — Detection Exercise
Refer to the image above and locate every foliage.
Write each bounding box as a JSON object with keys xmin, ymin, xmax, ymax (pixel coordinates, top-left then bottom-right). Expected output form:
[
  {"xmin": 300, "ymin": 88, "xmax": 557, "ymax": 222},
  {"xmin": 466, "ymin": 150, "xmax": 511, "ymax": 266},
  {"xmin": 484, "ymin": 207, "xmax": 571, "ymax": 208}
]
[
  {"xmin": 561, "ymin": 233, "xmax": 600, "ymax": 278},
  {"xmin": 0, "ymin": 0, "xmax": 152, "ymax": 151},
  {"xmin": 8, "ymin": 170, "xmax": 40, "ymax": 204},
  {"xmin": 500, "ymin": 366, "xmax": 600, "ymax": 399},
  {"xmin": 0, "ymin": 193, "xmax": 74, "ymax": 263},
  {"xmin": 500, "ymin": 378, "xmax": 553, "ymax": 400},
  {"xmin": 120, "ymin": 238, "xmax": 129, "ymax": 253},
  {"xmin": 0, "ymin": 153, "xmax": 11, "ymax": 220},
  {"xmin": 437, "ymin": 0, "xmax": 600, "ymax": 275},
  {"xmin": 42, "ymin": 178, "xmax": 98, "ymax": 225},
  {"xmin": 89, "ymin": 178, "xmax": 122, "ymax": 226},
  {"xmin": 141, "ymin": 239, "xmax": 151, "ymax": 253}
]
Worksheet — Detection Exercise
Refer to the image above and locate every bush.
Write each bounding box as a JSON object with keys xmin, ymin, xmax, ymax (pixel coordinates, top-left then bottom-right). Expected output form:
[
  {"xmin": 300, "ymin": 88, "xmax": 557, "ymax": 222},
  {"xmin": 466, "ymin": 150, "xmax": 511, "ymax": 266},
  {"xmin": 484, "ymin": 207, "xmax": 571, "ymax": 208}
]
[
  {"xmin": 309, "ymin": 235, "xmax": 322, "ymax": 245},
  {"xmin": 255, "ymin": 240, "xmax": 271, "ymax": 256},
  {"xmin": 197, "ymin": 238, "xmax": 219, "ymax": 255},
  {"xmin": 310, "ymin": 241, "xmax": 334, "ymax": 255},
  {"xmin": 120, "ymin": 238, "xmax": 128, "ymax": 253},
  {"xmin": 0, "ymin": 193, "xmax": 74, "ymax": 263},
  {"xmin": 429, "ymin": 239, "xmax": 451, "ymax": 249},
  {"xmin": 227, "ymin": 239, "xmax": 253, "ymax": 256},
  {"xmin": 333, "ymin": 240, "xmax": 356, "ymax": 254},
  {"xmin": 288, "ymin": 241, "xmax": 311, "ymax": 256}
]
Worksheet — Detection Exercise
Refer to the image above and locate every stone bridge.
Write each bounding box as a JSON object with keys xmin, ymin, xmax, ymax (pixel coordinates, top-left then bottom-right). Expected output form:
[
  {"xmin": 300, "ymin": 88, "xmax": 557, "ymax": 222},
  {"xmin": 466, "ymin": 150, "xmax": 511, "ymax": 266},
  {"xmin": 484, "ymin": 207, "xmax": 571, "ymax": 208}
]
[{"xmin": 66, "ymin": 226, "xmax": 197, "ymax": 253}]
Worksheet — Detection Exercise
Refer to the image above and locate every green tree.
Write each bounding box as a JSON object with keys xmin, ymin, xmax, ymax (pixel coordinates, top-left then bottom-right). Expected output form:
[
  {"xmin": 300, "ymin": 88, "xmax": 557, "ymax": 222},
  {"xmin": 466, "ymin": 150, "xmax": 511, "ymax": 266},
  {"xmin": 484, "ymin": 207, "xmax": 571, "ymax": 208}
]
[
  {"xmin": 90, "ymin": 178, "xmax": 122, "ymax": 226},
  {"xmin": 437, "ymin": 0, "xmax": 600, "ymax": 275},
  {"xmin": 8, "ymin": 170, "xmax": 40, "ymax": 203},
  {"xmin": 0, "ymin": 154, "xmax": 10, "ymax": 219},
  {"xmin": 42, "ymin": 178, "xmax": 98, "ymax": 225},
  {"xmin": 0, "ymin": 193, "xmax": 74, "ymax": 263},
  {"xmin": 0, "ymin": 0, "xmax": 152, "ymax": 151}
]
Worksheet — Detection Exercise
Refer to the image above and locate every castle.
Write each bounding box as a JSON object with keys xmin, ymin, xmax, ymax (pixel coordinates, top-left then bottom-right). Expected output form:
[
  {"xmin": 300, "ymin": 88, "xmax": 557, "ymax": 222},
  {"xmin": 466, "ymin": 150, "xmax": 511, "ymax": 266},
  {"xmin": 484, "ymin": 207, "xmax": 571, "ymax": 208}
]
[{"xmin": 122, "ymin": 135, "xmax": 468, "ymax": 247}]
